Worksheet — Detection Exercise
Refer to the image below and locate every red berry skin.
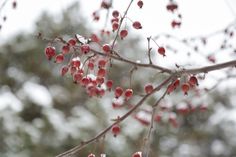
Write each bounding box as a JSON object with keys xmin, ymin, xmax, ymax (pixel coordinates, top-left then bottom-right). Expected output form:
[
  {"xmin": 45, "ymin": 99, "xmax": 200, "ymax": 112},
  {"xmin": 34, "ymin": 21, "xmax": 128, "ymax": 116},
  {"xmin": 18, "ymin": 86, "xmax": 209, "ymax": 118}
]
[
  {"xmin": 132, "ymin": 151, "xmax": 142, "ymax": 157},
  {"xmin": 70, "ymin": 58, "xmax": 81, "ymax": 68},
  {"xmin": 97, "ymin": 68, "xmax": 106, "ymax": 78},
  {"xmin": 111, "ymin": 125, "xmax": 121, "ymax": 137},
  {"xmin": 102, "ymin": 44, "xmax": 111, "ymax": 53},
  {"xmin": 144, "ymin": 84, "xmax": 153, "ymax": 94},
  {"xmin": 124, "ymin": 89, "xmax": 133, "ymax": 100},
  {"xmin": 80, "ymin": 44, "xmax": 90, "ymax": 54},
  {"xmin": 45, "ymin": 46, "xmax": 56, "ymax": 60},
  {"xmin": 61, "ymin": 66, "xmax": 69, "ymax": 76},
  {"xmin": 68, "ymin": 38, "xmax": 77, "ymax": 46},
  {"xmin": 112, "ymin": 22, "xmax": 119, "ymax": 31},
  {"xmin": 98, "ymin": 59, "xmax": 107, "ymax": 68},
  {"xmin": 132, "ymin": 21, "xmax": 142, "ymax": 29},
  {"xmin": 189, "ymin": 76, "xmax": 198, "ymax": 86},
  {"xmin": 62, "ymin": 45, "xmax": 70, "ymax": 54},
  {"xmin": 106, "ymin": 80, "xmax": 113, "ymax": 91},
  {"xmin": 55, "ymin": 54, "xmax": 64, "ymax": 63},
  {"xmin": 137, "ymin": 0, "xmax": 143, "ymax": 8},
  {"xmin": 112, "ymin": 10, "xmax": 119, "ymax": 18},
  {"xmin": 88, "ymin": 153, "xmax": 96, "ymax": 157},
  {"xmin": 12, "ymin": 1, "xmax": 17, "ymax": 9},
  {"xmin": 88, "ymin": 62, "xmax": 94, "ymax": 70},
  {"xmin": 115, "ymin": 87, "xmax": 123, "ymax": 98},
  {"xmin": 120, "ymin": 29, "xmax": 128, "ymax": 39},
  {"xmin": 158, "ymin": 47, "xmax": 166, "ymax": 56},
  {"xmin": 166, "ymin": 3, "xmax": 178, "ymax": 12},
  {"xmin": 73, "ymin": 72, "xmax": 83, "ymax": 83},
  {"xmin": 181, "ymin": 83, "xmax": 190, "ymax": 95}
]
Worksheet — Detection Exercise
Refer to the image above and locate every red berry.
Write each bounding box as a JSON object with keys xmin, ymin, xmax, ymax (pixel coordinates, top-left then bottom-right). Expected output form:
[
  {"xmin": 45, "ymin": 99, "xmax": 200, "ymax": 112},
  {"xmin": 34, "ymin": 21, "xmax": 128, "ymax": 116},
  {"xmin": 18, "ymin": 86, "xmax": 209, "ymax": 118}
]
[
  {"xmin": 90, "ymin": 34, "xmax": 100, "ymax": 43},
  {"xmin": 73, "ymin": 72, "xmax": 83, "ymax": 83},
  {"xmin": 132, "ymin": 151, "xmax": 142, "ymax": 157},
  {"xmin": 112, "ymin": 10, "xmax": 119, "ymax": 18},
  {"xmin": 70, "ymin": 57, "xmax": 81, "ymax": 68},
  {"xmin": 60, "ymin": 66, "xmax": 69, "ymax": 76},
  {"xmin": 106, "ymin": 80, "xmax": 113, "ymax": 91},
  {"xmin": 88, "ymin": 62, "xmax": 94, "ymax": 70},
  {"xmin": 68, "ymin": 38, "xmax": 76, "ymax": 46},
  {"xmin": 158, "ymin": 47, "xmax": 166, "ymax": 56},
  {"xmin": 97, "ymin": 68, "xmax": 106, "ymax": 78},
  {"xmin": 115, "ymin": 87, "xmax": 123, "ymax": 98},
  {"xmin": 166, "ymin": 3, "xmax": 178, "ymax": 12},
  {"xmin": 181, "ymin": 83, "xmax": 190, "ymax": 95},
  {"xmin": 132, "ymin": 21, "xmax": 142, "ymax": 29},
  {"xmin": 45, "ymin": 46, "xmax": 56, "ymax": 60},
  {"xmin": 173, "ymin": 79, "xmax": 180, "ymax": 88},
  {"xmin": 81, "ymin": 77, "xmax": 90, "ymax": 86},
  {"xmin": 167, "ymin": 84, "xmax": 175, "ymax": 94},
  {"xmin": 98, "ymin": 59, "xmax": 107, "ymax": 68},
  {"xmin": 70, "ymin": 66, "xmax": 77, "ymax": 75},
  {"xmin": 112, "ymin": 21, "xmax": 119, "ymax": 31},
  {"xmin": 120, "ymin": 29, "xmax": 128, "ymax": 39},
  {"xmin": 111, "ymin": 18, "xmax": 119, "ymax": 23},
  {"xmin": 137, "ymin": 0, "xmax": 143, "ymax": 8},
  {"xmin": 55, "ymin": 54, "xmax": 64, "ymax": 63},
  {"xmin": 144, "ymin": 84, "xmax": 153, "ymax": 94},
  {"xmin": 124, "ymin": 89, "xmax": 133, "ymax": 100},
  {"xmin": 111, "ymin": 125, "xmax": 121, "ymax": 137},
  {"xmin": 80, "ymin": 44, "xmax": 90, "ymax": 54},
  {"xmin": 62, "ymin": 45, "xmax": 70, "ymax": 54},
  {"xmin": 96, "ymin": 77, "xmax": 104, "ymax": 85},
  {"xmin": 88, "ymin": 153, "xmax": 95, "ymax": 157},
  {"xmin": 102, "ymin": 44, "xmax": 111, "ymax": 53},
  {"xmin": 189, "ymin": 76, "xmax": 198, "ymax": 86},
  {"xmin": 12, "ymin": 1, "xmax": 17, "ymax": 9},
  {"xmin": 171, "ymin": 20, "xmax": 181, "ymax": 28}
]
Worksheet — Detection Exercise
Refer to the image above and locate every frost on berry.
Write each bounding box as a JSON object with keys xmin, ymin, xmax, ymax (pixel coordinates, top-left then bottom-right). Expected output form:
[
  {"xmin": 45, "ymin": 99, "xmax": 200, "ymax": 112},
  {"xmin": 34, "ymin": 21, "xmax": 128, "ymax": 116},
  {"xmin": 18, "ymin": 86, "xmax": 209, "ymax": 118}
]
[
  {"xmin": 124, "ymin": 88, "xmax": 133, "ymax": 101},
  {"xmin": 88, "ymin": 153, "xmax": 96, "ymax": 157},
  {"xmin": 132, "ymin": 151, "xmax": 142, "ymax": 157},
  {"xmin": 132, "ymin": 21, "xmax": 142, "ymax": 29},
  {"xmin": 45, "ymin": 46, "xmax": 56, "ymax": 60},
  {"xmin": 70, "ymin": 57, "xmax": 81, "ymax": 68},
  {"xmin": 120, "ymin": 29, "xmax": 128, "ymax": 40}
]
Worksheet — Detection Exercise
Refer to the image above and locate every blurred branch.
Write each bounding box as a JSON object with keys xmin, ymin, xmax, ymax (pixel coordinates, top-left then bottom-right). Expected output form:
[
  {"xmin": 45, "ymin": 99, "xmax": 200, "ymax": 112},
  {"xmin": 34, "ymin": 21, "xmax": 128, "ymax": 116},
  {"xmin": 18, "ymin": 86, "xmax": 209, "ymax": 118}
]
[{"xmin": 55, "ymin": 75, "xmax": 173, "ymax": 157}]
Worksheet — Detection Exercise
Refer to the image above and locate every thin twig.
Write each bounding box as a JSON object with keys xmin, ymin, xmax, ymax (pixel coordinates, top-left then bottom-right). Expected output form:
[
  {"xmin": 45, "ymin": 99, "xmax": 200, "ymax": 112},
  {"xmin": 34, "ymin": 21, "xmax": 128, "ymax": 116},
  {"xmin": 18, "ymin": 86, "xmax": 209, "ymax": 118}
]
[{"xmin": 55, "ymin": 75, "xmax": 173, "ymax": 157}]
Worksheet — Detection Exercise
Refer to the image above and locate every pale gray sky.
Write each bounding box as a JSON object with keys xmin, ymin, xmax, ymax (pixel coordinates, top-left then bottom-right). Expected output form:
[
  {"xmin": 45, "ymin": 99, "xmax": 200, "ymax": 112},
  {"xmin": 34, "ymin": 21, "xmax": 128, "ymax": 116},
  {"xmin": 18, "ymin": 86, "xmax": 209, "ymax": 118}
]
[{"xmin": 0, "ymin": 0, "xmax": 235, "ymax": 44}]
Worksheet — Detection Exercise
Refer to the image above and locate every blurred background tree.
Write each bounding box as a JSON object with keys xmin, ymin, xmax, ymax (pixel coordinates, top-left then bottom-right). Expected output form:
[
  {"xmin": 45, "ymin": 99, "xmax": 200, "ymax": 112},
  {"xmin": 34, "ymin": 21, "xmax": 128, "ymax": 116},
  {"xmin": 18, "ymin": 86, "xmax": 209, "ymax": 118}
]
[{"xmin": 0, "ymin": 1, "xmax": 236, "ymax": 157}]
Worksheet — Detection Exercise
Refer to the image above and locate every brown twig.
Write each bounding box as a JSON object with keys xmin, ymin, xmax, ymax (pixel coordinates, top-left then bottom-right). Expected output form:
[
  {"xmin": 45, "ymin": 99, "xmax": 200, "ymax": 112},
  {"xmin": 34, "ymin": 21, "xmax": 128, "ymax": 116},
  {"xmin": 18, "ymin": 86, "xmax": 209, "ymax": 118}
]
[{"xmin": 55, "ymin": 75, "xmax": 173, "ymax": 157}]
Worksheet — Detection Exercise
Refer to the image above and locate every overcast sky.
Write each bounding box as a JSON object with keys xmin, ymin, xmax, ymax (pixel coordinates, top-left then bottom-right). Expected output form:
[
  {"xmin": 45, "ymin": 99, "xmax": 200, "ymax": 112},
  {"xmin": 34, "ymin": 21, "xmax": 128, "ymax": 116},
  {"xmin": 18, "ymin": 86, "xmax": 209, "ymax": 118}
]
[{"xmin": 0, "ymin": 0, "xmax": 235, "ymax": 44}]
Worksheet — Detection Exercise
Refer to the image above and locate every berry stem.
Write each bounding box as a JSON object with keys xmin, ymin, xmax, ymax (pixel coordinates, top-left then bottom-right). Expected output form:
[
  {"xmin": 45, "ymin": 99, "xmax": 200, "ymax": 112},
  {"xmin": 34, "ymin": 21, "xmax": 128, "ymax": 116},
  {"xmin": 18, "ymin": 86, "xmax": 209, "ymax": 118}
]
[{"xmin": 111, "ymin": 0, "xmax": 134, "ymax": 53}]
